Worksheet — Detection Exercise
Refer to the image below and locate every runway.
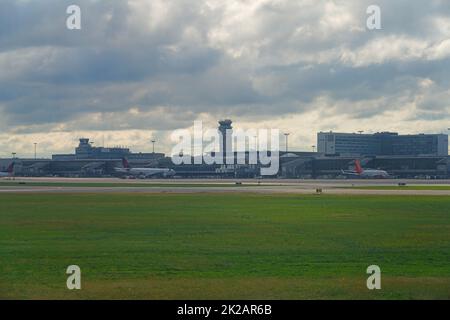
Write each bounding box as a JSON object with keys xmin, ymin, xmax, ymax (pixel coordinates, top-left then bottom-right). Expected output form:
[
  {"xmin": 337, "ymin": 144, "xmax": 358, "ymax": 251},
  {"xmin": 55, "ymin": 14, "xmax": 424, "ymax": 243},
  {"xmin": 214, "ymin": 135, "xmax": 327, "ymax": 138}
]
[
  {"xmin": 1, "ymin": 177, "xmax": 450, "ymax": 195},
  {"xmin": 3, "ymin": 177, "xmax": 450, "ymax": 185}
]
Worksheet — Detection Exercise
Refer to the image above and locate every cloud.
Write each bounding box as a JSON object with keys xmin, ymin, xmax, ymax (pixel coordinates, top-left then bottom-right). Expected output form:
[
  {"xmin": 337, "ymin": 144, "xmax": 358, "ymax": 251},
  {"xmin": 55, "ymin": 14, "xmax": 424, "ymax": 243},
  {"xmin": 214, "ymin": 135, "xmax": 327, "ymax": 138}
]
[{"xmin": 0, "ymin": 0, "xmax": 449, "ymax": 157}]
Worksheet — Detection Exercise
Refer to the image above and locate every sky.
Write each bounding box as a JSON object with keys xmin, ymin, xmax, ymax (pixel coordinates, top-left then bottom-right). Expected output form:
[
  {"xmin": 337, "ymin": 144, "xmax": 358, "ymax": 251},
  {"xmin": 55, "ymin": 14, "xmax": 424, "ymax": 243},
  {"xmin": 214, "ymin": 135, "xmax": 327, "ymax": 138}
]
[{"xmin": 1, "ymin": 0, "xmax": 450, "ymax": 158}]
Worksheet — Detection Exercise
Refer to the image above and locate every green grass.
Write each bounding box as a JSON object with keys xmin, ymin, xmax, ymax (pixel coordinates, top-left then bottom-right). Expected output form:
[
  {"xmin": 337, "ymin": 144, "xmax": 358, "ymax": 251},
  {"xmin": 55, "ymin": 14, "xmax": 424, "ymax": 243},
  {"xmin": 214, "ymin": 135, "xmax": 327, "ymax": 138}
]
[
  {"xmin": 0, "ymin": 193, "xmax": 449, "ymax": 299},
  {"xmin": 346, "ymin": 186, "xmax": 450, "ymax": 191}
]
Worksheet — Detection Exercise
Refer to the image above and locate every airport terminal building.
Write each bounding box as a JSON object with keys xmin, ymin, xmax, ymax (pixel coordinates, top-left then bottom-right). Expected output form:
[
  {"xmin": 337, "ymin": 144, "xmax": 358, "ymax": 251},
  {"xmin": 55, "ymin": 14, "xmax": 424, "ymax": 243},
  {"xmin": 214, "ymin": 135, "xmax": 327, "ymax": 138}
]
[
  {"xmin": 276, "ymin": 131, "xmax": 449, "ymax": 179},
  {"xmin": 52, "ymin": 138, "xmax": 164, "ymax": 162},
  {"xmin": 0, "ymin": 138, "xmax": 165, "ymax": 177},
  {"xmin": 317, "ymin": 132, "xmax": 448, "ymax": 157},
  {"xmin": 1, "ymin": 125, "xmax": 449, "ymax": 179}
]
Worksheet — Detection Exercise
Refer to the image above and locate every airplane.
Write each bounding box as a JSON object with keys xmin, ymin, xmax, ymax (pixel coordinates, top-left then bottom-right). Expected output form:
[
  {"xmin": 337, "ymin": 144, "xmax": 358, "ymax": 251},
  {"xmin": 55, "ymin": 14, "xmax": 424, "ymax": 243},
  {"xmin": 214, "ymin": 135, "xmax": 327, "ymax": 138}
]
[
  {"xmin": 341, "ymin": 159, "xmax": 390, "ymax": 179},
  {"xmin": 114, "ymin": 158, "xmax": 176, "ymax": 178},
  {"xmin": 0, "ymin": 162, "xmax": 15, "ymax": 178}
]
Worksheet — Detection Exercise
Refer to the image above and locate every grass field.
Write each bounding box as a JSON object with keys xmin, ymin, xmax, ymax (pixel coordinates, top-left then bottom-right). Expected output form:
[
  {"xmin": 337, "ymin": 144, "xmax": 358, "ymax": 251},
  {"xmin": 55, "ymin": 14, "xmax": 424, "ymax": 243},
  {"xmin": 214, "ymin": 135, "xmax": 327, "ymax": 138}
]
[
  {"xmin": 0, "ymin": 193, "xmax": 449, "ymax": 299},
  {"xmin": 346, "ymin": 186, "xmax": 450, "ymax": 191}
]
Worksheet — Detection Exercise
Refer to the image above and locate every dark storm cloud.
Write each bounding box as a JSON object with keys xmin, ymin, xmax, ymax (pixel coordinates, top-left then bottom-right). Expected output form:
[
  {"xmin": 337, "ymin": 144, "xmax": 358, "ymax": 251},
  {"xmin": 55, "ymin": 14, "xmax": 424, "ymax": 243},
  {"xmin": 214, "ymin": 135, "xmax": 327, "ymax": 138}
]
[{"xmin": 0, "ymin": 0, "xmax": 450, "ymax": 135}]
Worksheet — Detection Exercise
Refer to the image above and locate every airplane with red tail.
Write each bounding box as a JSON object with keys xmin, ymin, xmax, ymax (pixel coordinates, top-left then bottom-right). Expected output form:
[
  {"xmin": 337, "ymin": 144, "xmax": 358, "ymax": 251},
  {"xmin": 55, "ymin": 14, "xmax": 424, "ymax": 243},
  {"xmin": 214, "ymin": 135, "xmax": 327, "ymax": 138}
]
[
  {"xmin": 114, "ymin": 158, "xmax": 175, "ymax": 178},
  {"xmin": 0, "ymin": 162, "xmax": 15, "ymax": 178},
  {"xmin": 341, "ymin": 159, "xmax": 390, "ymax": 179}
]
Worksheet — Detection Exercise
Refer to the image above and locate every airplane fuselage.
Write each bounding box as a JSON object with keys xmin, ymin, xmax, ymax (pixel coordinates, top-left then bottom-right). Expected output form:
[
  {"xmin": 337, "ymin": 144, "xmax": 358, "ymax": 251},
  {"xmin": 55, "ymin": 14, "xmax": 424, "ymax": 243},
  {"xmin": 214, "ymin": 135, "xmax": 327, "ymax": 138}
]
[
  {"xmin": 359, "ymin": 169, "xmax": 390, "ymax": 178},
  {"xmin": 342, "ymin": 159, "xmax": 390, "ymax": 179},
  {"xmin": 114, "ymin": 167, "xmax": 175, "ymax": 178},
  {"xmin": 342, "ymin": 168, "xmax": 390, "ymax": 179}
]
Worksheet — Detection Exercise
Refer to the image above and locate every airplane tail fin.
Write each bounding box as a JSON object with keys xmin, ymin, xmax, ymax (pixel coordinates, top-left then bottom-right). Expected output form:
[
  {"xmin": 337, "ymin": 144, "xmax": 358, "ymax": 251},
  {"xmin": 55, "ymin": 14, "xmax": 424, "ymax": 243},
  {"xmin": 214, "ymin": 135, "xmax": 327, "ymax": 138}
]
[
  {"xmin": 7, "ymin": 162, "xmax": 14, "ymax": 174},
  {"xmin": 122, "ymin": 158, "xmax": 130, "ymax": 169},
  {"xmin": 354, "ymin": 159, "xmax": 363, "ymax": 174}
]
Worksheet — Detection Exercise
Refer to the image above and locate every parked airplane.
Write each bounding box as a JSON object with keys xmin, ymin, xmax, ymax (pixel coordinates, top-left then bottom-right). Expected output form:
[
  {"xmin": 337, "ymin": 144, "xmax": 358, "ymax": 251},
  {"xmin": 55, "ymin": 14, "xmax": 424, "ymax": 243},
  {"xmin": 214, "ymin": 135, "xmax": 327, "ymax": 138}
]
[
  {"xmin": 114, "ymin": 158, "xmax": 175, "ymax": 178},
  {"xmin": 0, "ymin": 162, "xmax": 15, "ymax": 178},
  {"xmin": 341, "ymin": 159, "xmax": 390, "ymax": 179}
]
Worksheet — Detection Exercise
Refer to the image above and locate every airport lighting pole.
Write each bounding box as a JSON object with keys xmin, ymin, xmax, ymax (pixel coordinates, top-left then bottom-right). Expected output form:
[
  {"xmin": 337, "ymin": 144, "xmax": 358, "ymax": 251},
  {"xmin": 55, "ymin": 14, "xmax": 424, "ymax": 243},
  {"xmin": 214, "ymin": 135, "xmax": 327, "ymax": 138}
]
[
  {"xmin": 12, "ymin": 152, "xmax": 16, "ymax": 159},
  {"xmin": 34, "ymin": 143, "xmax": 37, "ymax": 159},
  {"xmin": 284, "ymin": 133, "xmax": 290, "ymax": 153},
  {"xmin": 312, "ymin": 145, "xmax": 316, "ymax": 152},
  {"xmin": 151, "ymin": 139, "xmax": 156, "ymax": 153}
]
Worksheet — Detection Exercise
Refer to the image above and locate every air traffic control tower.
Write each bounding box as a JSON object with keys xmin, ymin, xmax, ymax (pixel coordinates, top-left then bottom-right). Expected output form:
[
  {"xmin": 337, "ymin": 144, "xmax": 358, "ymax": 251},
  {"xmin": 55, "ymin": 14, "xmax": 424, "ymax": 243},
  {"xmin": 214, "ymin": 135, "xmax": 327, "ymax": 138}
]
[{"xmin": 218, "ymin": 119, "xmax": 233, "ymax": 164}]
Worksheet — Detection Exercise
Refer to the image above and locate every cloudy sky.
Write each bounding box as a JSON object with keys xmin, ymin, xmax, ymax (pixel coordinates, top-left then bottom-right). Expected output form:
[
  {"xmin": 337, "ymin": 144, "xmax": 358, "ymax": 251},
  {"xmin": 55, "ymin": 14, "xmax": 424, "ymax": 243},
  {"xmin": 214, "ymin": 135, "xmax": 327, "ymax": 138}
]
[{"xmin": 1, "ymin": 0, "xmax": 450, "ymax": 157}]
